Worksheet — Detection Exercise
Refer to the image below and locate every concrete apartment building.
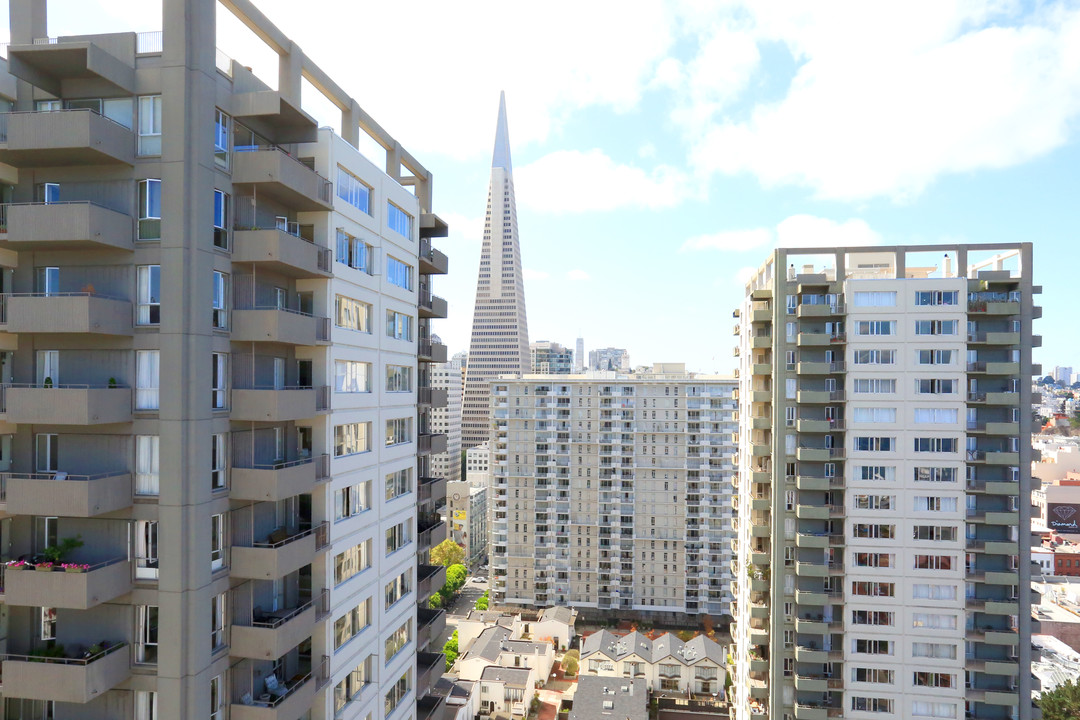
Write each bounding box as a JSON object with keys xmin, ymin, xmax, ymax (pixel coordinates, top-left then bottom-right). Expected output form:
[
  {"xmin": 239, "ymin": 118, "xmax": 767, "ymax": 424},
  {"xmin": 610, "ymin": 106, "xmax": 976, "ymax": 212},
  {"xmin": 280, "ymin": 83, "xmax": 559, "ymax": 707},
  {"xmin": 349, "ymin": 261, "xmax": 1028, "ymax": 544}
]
[
  {"xmin": 447, "ymin": 480, "xmax": 487, "ymax": 567},
  {"xmin": 730, "ymin": 245, "xmax": 1039, "ymax": 720},
  {"xmin": 529, "ymin": 341, "xmax": 572, "ymax": 375},
  {"xmin": 588, "ymin": 347, "xmax": 630, "ymax": 372},
  {"xmin": 488, "ymin": 365, "xmax": 737, "ymax": 621},
  {"xmin": 430, "ymin": 362, "xmax": 462, "ymax": 484},
  {"xmin": 0, "ymin": 1, "xmax": 450, "ymax": 718}
]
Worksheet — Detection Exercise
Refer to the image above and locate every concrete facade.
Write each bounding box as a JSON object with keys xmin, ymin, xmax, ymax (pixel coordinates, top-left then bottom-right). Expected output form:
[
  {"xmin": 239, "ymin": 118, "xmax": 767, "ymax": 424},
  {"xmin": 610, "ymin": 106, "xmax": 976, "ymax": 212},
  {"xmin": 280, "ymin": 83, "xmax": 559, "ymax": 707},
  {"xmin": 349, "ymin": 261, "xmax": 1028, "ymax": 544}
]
[
  {"xmin": 730, "ymin": 245, "xmax": 1039, "ymax": 720},
  {"xmin": 488, "ymin": 365, "xmax": 737, "ymax": 620},
  {"xmin": 0, "ymin": 2, "xmax": 450, "ymax": 718},
  {"xmin": 447, "ymin": 480, "xmax": 488, "ymax": 568},
  {"xmin": 430, "ymin": 362, "xmax": 462, "ymax": 484},
  {"xmin": 530, "ymin": 341, "xmax": 573, "ymax": 375}
]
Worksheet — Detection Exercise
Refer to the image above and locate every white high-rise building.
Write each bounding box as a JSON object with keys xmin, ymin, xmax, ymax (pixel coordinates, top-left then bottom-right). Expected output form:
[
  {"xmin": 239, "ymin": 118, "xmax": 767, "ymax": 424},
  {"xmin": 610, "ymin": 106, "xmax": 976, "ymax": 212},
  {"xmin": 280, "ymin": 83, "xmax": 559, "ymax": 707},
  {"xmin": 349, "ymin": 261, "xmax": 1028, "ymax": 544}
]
[
  {"xmin": 730, "ymin": 245, "xmax": 1038, "ymax": 720},
  {"xmin": 467, "ymin": 443, "xmax": 492, "ymax": 488},
  {"xmin": 1053, "ymin": 366, "xmax": 1073, "ymax": 384},
  {"xmin": 462, "ymin": 92, "xmax": 530, "ymax": 450},
  {"xmin": 575, "ymin": 337, "xmax": 585, "ymax": 373},
  {"xmin": 430, "ymin": 363, "xmax": 463, "ymax": 483},
  {"xmin": 489, "ymin": 364, "xmax": 737, "ymax": 620}
]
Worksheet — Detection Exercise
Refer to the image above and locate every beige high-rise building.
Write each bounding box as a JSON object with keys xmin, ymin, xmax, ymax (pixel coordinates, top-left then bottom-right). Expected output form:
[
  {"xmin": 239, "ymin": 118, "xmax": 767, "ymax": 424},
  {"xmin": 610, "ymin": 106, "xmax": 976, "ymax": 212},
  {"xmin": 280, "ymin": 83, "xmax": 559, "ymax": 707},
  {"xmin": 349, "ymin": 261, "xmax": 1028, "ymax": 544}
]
[
  {"xmin": 0, "ymin": 2, "xmax": 450, "ymax": 718},
  {"xmin": 430, "ymin": 362, "xmax": 462, "ymax": 484},
  {"xmin": 461, "ymin": 93, "xmax": 530, "ymax": 450},
  {"xmin": 489, "ymin": 365, "xmax": 737, "ymax": 621},
  {"xmin": 730, "ymin": 245, "xmax": 1040, "ymax": 720}
]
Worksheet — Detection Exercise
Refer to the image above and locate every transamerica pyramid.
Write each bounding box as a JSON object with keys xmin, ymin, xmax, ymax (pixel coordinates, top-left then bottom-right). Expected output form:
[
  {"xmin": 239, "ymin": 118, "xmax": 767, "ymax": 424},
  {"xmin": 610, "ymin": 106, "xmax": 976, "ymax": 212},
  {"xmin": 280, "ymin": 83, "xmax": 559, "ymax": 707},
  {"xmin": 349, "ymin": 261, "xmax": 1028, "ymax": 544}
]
[{"xmin": 461, "ymin": 92, "xmax": 531, "ymax": 449}]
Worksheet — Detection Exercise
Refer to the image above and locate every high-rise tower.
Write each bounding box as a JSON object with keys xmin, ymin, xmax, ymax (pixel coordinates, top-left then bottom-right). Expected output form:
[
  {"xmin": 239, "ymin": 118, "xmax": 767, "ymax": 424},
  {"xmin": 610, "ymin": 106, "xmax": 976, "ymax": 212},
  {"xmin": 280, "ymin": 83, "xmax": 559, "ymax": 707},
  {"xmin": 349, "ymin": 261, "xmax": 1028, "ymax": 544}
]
[{"xmin": 462, "ymin": 92, "xmax": 530, "ymax": 448}]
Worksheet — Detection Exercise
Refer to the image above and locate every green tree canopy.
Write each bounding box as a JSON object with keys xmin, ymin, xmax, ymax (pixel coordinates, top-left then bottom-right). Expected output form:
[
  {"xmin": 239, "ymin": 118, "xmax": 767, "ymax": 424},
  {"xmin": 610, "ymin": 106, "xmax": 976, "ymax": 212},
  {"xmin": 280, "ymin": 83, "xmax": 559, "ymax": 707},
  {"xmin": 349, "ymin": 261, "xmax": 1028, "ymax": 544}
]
[
  {"xmin": 1040, "ymin": 680, "xmax": 1080, "ymax": 720},
  {"xmin": 443, "ymin": 629, "xmax": 459, "ymax": 671},
  {"xmin": 430, "ymin": 539, "xmax": 465, "ymax": 567},
  {"xmin": 444, "ymin": 563, "xmax": 467, "ymax": 594}
]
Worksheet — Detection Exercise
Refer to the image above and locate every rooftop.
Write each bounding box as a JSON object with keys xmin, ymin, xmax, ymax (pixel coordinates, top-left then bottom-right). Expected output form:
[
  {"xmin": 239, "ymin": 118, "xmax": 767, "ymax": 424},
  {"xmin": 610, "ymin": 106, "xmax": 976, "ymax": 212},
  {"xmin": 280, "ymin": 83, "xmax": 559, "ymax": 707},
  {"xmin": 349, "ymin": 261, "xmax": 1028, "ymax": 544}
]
[
  {"xmin": 569, "ymin": 676, "xmax": 648, "ymax": 720},
  {"xmin": 581, "ymin": 630, "xmax": 725, "ymax": 666},
  {"xmin": 480, "ymin": 665, "xmax": 532, "ymax": 686}
]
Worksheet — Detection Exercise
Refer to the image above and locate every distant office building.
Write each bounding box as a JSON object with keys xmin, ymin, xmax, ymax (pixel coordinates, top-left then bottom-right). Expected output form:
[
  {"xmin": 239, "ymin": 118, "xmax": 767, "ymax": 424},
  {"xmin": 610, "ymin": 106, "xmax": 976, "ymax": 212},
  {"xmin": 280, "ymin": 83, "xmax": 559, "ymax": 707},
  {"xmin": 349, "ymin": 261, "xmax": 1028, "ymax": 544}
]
[
  {"xmin": 462, "ymin": 92, "xmax": 531, "ymax": 449},
  {"xmin": 575, "ymin": 337, "xmax": 585, "ymax": 373},
  {"xmin": 489, "ymin": 364, "xmax": 737, "ymax": 620},
  {"xmin": 530, "ymin": 340, "xmax": 573, "ymax": 374},
  {"xmin": 589, "ymin": 347, "xmax": 630, "ymax": 372},
  {"xmin": 431, "ymin": 363, "xmax": 463, "ymax": 483},
  {"xmin": 448, "ymin": 480, "xmax": 489, "ymax": 566},
  {"xmin": 1054, "ymin": 366, "xmax": 1074, "ymax": 384},
  {"xmin": 467, "ymin": 443, "xmax": 492, "ymax": 488},
  {"xmin": 451, "ymin": 350, "xmax": 468, "ymax": 372}
]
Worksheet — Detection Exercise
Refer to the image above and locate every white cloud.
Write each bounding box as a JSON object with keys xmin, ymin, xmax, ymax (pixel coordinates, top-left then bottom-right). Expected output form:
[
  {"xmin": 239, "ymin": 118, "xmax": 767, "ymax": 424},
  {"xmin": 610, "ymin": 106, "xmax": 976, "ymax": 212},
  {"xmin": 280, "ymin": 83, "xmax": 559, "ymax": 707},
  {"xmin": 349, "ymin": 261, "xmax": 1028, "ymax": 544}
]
[
  {"xmin": 516, "ymin": 149, "xmax": 691, "ymax": 214},
  {"xmin": 735, "ymin": 266, "xmax": 757, "ymax": 284},
  {"xmin": 439, "ymin": 211, "xmax": 485, "ymax": 245},
  {"xmin": 687, "ymin": 3, "xmax": 1080, "ymax": 200},
  {"xmin": 682, "ymin": 215, "xmax": 881, "ymax": 253},
  {"xmin": 524, "ymin": 268, "xmax": 550, "ymax": 281},
  {"xmin": 566, "ymin": 269, "xmax": 591, "ymax": 281}
]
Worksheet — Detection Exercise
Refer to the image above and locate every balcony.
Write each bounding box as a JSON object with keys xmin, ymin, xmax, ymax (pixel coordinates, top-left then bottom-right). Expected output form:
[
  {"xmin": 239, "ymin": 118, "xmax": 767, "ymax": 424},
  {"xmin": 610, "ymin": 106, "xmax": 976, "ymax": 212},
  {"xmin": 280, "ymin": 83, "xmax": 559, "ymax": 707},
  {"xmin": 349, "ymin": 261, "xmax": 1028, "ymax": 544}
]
[
  {"xmin": 417, "ymin": 607, "xmax": 447, "ymax": 649},
  {"xmin": 416, "ymin": 651, "xmax": 445, "ymax": 699},
  {"xmin": 231, "ymin": 455, "xmax": 330, "ymax": 502},
  {"xmin": 4, "ymin": 384, "xmax": 132, "ymax": 425},
  {"xmin": 418, "ymin": 341, "xmax": 448, "ymax": 363},
  {"xmin": 418, "ymin": 286, "xmax": 448, "ymax": 319},
  {"xmin": 0, "ymin": 202, "xmax": 134, "ymax": 251},
  {"xmin": 8, "ymin": 35, "xmax": 136, "ymax": 95},
  {"xmin": 232, "ymin": 308, "xmax": 328, "ymax": 346},
  {"xmin": 417, "ymin": 564, "xmax": 447, "ymax": 600},
  {"xmin": 796, "ymin": 361, "xmax": 845, "ymax": 375},
  {"xmin": 968, "ymin": 331, "xmax": 1020, "ymax": 346},
  {"xmin": 797, "ymin": 303, "xmax": 844, "ymax": 318},
  {"xmin": 796, "ymin": 533, "xmax": 829, "ymax": 549},
  {"xmin": 231, "ymin": 90, "xmax": 318, "ymax": 144},
  {"xmin": 419, "ymin": 476, "xmax": 447, "ymax": 506},
  {"xmin": 231, "ymin": 591, "xmax": 326, "ymax": 660},
  {"xmin": 419, "ymin": 237, "xmax": 449, "ymax": 275},
  {"xmin": 232, "ymin": 228, "xmax": 332, "ymax": 278},
  {"xmin": 2, "ymin": 471, "xmax": 131, "ymax": 517},
  {"xmin": 795, "ymin": 504, "xmax": 830, "ymax": 520},
  {"xmin": 419, "ymin": 517, "xmax": 447, "ymax": 553},
  {"xmin": 0, "ymin": 109, "xmax": 135, "ymax": 166},
  {"xmin": 418, "ymin": 433, "xmax": 448, "ymax": 455},
  {"xmin": 230, "ymin": 656, "xmax": 329, "ymax": 720},
  {"xmin": 231, "ymin": 522, "xmax": 328, "ymax": 580},
  {"xmin": 0, "ymin": 293, "xmax": 133, "ymax": 336},
  {"xmin": 231, "ymin": 386, "xmax": 329, "ymax": 422},
  {"xmin": 795, "ymin": 561, "xmax": 829, "ymax": 578},
  {"xmin": 4, "ymin": 557, "xmax": 131, "ymax": 609},
  {"xmin": 794, "ymin": 645, "xmax": 829, "ymax": 663},
  {"xmin": 418, "ymin": 386, "xmax": 449, "ymax": 408},
  {"xmin": 0, "ymin": 642, "xmax": 131, "ymax": 704},
  {"xmin": 417, "ymin": 695, "xmax": 447, "ymax": 720},
  {"xmin": 232, "ymin": 147, "xmax": 333, "ymax": 211}
]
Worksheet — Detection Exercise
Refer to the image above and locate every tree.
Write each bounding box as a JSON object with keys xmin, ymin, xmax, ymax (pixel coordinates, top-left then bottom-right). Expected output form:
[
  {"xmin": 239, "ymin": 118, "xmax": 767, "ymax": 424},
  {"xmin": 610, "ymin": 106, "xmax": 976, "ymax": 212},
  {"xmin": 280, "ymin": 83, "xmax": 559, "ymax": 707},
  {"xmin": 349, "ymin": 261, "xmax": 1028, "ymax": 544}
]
[
  {"xmin": 443, "ymin": 630, "xmax": 459, "ymax": 671},
  {"xmin": 428, "ymin": 591, "xmax": 444, "ymax": 609},
  {"xmin": 430, "ymin": 539, "xmax": 465, "ymax": 567},
  {"xmin": 444, "ymin": 563, "xmax": 467, "ymax": 595},
  {"xmin": 475, "ymin": 590, "xmax": 489, "ymax": 611},
  {"xmin": 562, "ymin": 649, "xmax": 579, "ymax": 676},
  {"xmin": 1040, "ymin": 679, "xmax": 1080, "ymax": 720}
]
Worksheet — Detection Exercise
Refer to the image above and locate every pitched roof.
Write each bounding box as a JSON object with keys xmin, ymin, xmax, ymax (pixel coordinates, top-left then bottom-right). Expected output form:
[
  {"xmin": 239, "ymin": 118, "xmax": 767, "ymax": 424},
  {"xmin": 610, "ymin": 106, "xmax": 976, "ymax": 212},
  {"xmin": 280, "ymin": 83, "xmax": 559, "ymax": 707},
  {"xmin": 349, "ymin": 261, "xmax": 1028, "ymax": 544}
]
[
  {"xmin": 539, "ymin": 606, "xmax": 578, "ymax": 625},
  {"xmin": 464, "ymin": 625, "xmax": 551, "ymax": 663},
  {"xmin": 480, "ymin": 665, "xmax": 532, "ymax": 686},
  {"xmin": 581, "ymin": 630, "xmax": 724, "ymax": 665}
]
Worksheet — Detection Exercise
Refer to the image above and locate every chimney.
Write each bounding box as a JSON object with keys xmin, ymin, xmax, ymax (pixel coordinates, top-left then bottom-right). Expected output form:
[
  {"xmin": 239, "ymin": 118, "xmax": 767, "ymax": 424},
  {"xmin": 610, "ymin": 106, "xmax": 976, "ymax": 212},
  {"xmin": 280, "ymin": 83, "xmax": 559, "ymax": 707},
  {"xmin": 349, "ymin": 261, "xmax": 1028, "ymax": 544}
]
[{"xmin": 944, "ymin": 253, "xmax": 953, "ymax": 277}]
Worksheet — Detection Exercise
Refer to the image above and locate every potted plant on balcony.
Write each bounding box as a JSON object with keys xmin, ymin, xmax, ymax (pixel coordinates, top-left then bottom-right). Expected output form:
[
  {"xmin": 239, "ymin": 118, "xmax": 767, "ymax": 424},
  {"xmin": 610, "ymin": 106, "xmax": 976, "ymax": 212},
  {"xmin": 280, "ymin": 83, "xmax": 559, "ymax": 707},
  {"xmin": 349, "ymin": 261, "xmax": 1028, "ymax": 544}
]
[
  {"xmin": 4, "ymin": 559, "xmax": 27, "ymax": 571},
  {"xmin": 35, "ymin": 561, "xmax": 54, "ymax": 572},
  {"xmin": 42, "ymin": 535, "xmax": 84, "ymax": 568},
  {"xmin": 43, "ymin": 376, "xmax": 53, "ymax": 388},
  {"xmin": 108, "ymin": 377, "xmax": 117, "ymax": 388}
]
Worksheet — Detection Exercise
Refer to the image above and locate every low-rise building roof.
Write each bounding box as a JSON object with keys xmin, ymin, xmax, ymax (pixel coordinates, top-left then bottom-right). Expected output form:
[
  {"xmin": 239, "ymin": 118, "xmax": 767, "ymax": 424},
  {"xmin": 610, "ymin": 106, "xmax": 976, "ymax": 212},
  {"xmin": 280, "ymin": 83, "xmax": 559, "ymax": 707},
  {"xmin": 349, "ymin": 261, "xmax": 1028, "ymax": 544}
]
[
  {"xmin": 569, "ymin": 676, "xmax": 648, "ymax": 720},
  {"xmin": 581, "ymin": 629, "xmax": 724, "ymax": 666},
  {"xmin": 480, "ymin": 666, "xmax": 532, "ymax": 687}
]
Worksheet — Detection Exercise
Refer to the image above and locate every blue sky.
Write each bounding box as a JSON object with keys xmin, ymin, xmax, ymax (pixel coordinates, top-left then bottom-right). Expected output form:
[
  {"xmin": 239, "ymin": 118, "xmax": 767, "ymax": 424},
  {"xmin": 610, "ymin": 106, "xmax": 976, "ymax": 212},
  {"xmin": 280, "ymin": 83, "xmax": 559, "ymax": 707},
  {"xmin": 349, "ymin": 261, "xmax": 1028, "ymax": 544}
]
[{"xmin": 19, "ymin": 0, "xmax": 1080, "ymax": 373}]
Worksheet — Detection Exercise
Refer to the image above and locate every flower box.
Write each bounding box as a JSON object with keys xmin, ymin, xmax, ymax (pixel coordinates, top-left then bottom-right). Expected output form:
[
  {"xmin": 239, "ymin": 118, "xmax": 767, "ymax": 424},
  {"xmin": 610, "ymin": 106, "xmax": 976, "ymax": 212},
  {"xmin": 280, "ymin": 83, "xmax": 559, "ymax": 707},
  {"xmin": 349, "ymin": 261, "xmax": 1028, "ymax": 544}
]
[
  {"xmin": 6, "ymin": 562, "xmax": 26, "ymax": 571},
  {"xmin": 36, "ymin": 566, "xmax": 54, "ymax": 572}
]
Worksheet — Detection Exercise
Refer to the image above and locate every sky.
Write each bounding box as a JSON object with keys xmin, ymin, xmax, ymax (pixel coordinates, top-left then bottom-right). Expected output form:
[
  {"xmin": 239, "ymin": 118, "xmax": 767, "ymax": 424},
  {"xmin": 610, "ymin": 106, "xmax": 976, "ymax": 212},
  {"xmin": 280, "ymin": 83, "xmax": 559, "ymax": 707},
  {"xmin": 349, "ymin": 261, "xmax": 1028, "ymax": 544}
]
[{"xmin": 15, "ymin": 0, "xmax": 1080, "ymax": 374}]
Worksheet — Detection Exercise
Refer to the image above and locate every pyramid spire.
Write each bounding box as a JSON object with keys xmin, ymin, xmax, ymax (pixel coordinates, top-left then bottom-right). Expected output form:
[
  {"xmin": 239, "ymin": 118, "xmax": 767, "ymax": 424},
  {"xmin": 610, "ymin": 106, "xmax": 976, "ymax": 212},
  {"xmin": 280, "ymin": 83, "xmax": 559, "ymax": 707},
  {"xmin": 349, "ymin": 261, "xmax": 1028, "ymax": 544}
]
[{"xmin": 491, "ymin": 90, "xmax": 512, "ymax": 173}]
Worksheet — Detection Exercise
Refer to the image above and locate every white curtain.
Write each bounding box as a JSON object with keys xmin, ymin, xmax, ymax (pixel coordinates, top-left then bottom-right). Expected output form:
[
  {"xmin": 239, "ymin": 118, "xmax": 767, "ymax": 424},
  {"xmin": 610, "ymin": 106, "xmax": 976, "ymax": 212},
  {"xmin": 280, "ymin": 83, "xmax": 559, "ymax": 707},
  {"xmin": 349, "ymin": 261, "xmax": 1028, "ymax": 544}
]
[
  {"xmin": 136, "ymin": 435, "xmax": 160, "ymax": 495},
  {"xmin": 136, "ymin": 350, "xmax": 160, "ymax": 410},
  {"xmin": 36, "ymin": 350, "xmax": 59, "ymax": 385},
  {"xmin": 134, "ymin": 690, "xmax": 158, "ymax": 720}
]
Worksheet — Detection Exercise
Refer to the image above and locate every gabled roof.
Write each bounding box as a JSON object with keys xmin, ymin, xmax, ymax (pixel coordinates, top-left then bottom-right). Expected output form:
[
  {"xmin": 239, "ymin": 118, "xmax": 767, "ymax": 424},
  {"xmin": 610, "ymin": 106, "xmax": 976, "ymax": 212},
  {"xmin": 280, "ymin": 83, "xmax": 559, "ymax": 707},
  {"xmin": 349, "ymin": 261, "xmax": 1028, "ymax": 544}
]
[
  {"xmin": 581, "ymin": 630, "xmax": 724, "ymax": 665},
  {"xmin": 464, "ymin": 625, "xmax": 550, "ymax": 664},
  {"xmin": 539, "ymin": 606, "xmax": 578, "ymax": 625}
]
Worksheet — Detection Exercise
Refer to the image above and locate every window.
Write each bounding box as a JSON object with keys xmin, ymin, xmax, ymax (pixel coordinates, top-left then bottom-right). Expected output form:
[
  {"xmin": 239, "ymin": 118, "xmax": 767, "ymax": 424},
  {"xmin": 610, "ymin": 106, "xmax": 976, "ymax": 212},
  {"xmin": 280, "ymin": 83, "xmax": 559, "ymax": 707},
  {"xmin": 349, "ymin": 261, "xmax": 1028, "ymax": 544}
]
[
  {"xmin": 335, "ymin": 360, "xmax": 371, "ymax": 393},
  {"xmin": 334, "ymin": 422, "xmax": 371, "ymax": 457},
  {"xmin": 387, "ymin": 202, "xmax": 412, "ymax": 238},
  {"xmin": 913, "ymin": 496, "xmax": 958, "ymax": 512},
  {"xmin": 386, "ymin": 310, "xmax": 412, "ymax": 341},
  {"xmin": 210, "ymin": 513, "xmax": 225, "ymax": 570},
  {"xmin": 914, "ymin": 408, "xmax": 958, "ymax": 423},
  {"xmin": 912, "ymin": 525, "xmax": 958, "ymax": 541},
  {"xmin": 36, "ymin": 266, "xmax": 59, "ymax": 295},
  {"xmin": 386, "ymin": 365, "xmax": 412, "ymax": 392},
  {"xmin": 851, "ymin": 667, "xmax": 894, "ymax": 684},
  {"xmin": 387, "ymin": 256, "xmax": 413, "ymax": 290},
  {"xmin": 854, "ymin": 436, "xmax": 894, "ymax": 452},
  {"xmin": 335, "ymin": 229, "xmax": 374, "ymax": 274},
  {"xmin": 335, "ymin": 295, "xmax": 372, "ymax": 332},
  {"xmin": 212, "ymin": 271, "xmax": 228, "ymax": 329},
  {"xmin": 851, "ymin": 610, "xmax": 894, "ymax": 626},
  {"xmin": 337, "ymin": 166, "xmax": 371, "ymax": 213},
  {"xmin": 137, "ymin": 265, "xmax": 161, "ymax": 325},
  {"xmin": 386, "ymin": 522, "xmax": 411, "ymax": 555},
  {"xmin": 914, "ymin": 467, "xmax": 957, "ymax": 483},
  {"xmin": 136, "ymin": 350, "xmax": 160, "ymax": 409},
  {"xmin": 853, "ymin": 552, "xmax": 894, "ymax": 568},
  {"xmin": 384, "ymin": 671, "xmax": 411, "ymax": 717},
  {"xmin": 912, "ymin": 584, "xmax": 957, "ymax": 600},
  {"xmin": 386, "ymin": 468, "xmax": 412, "ymax": 501},
  {"xmin": 210, "ymin": 592, "xmax": 226, "ymax": 650},
  {"xmin": 853, "ymin": 378, "xmax": 896, "ymax": 394},
  {"xmin": 135, "ymin": 435, "xmax": 160, "ymax": 496},
  {"xmin": 915, "ymin": 290, "xmax": 959, "ymax": 306},
  {"xmin": 852, "ymin": 524, "xmax": 895, "ymax": 539},
  {"xmin": 211, "ymin": 433, "xmax": 227, "ymax": 490},
  {"xmin": 334, "ymin": 540, "xmax": 372, "ymax": 585},
  {"xmin": 211, "ymin": 353, "xmax": 228, "ymax": 409},
  {"xmin": 852, "ymin": 639, "xmax": 892, "ymax": 655},
  {"xmin": 333, "ymin": 599, "xmax": 372, "ymax": 650},
  {"xmin": 852, "ymin": 407, "xmax": 896, "ymax": 423},
  {"xmin": 210, "ymin": 675, "xmax": 224, "ymax": 720},
  {"xmin": 855, "ymin": 465, "xmax": 895, "ymax": 481},
  {"xmin": 851, "ymin": 697, "xmax": 893, "ymax": 713},
  {"xmin": 213, "ymin": 110, "xmax": 230, "ymax": 168},
  {"xmin": 40, "ymin": 606, "xmax": 57, "ymax": 640},
  {"xmin": 912, "ymin": 702, "xmax": 958, "ymax": 719},
  {"xmin": 134, "ymin": 520, "xmax": 159, "ymax": 579},
  {"xmin": 914, "ymin": 554, "xmax": 955, "ymax": 570},
  {"xmin": 851, "ymin": 581, "xmax": 894, "ymax": 597},
  {"xmin": 852, "ymin": 291, "xmax": 896, "ymax": 306},
  {"xmin": 855, "ymin": 320, "xmax": 896, "ymax": 336},
  {"xmin": 915, "ymin": 319, "xmax": 958, "ymax": 335},
  {"xmin": 213, "ymin": 190, "xmax": 229, "ymax": 249},
  {"xmin": 853, "ymin": 495, "xmax": 894, "ymax": 510},
  {"xmin": 334, "ymin": 656, "xmax": 371, "ymax": 714},
  {"xmin": 135, "ymin": 605, "xmax": 159, "ymax": 664},
  {"xmin": 134, "ymin": 690, "xmax": 158, "ymax": 720},
  {"xmin": 912, "ymin": 642, "xmax": 957, "ymax": 659},
  {"xmin": 912, "ymin": 613, "xmax": 957, "ymax": 630},
  {"xmin": 335, "ymin": 481, "xmax": 371, "ymax": 521},
  {"xmin": 918, "ymin": 349, "xmax": 953, "ymax": 365},
  {"xmin": 915, "ymin": 378, "xmax": 956, "ymax": 394},
  {"xmin": 138, "ymin": 96, "xmax": 162, "ymax": 155},
  {"xmin": 138, "ymin": 179, "xmax": 162, "ymax": 239},
  {"xmin": 854, "ymin": 349, "xmax": 896, "ymax": 365},
  {"xmin": 36, "ymin": 181, "xmax": 60, "ymax": 203},
  {"xmin": 914, "ymin": 437, "xmax": 958, "ymax": 453},
  {"xmin": 384, "ymin": 570, "xmax": 411, "ymax": 609}
]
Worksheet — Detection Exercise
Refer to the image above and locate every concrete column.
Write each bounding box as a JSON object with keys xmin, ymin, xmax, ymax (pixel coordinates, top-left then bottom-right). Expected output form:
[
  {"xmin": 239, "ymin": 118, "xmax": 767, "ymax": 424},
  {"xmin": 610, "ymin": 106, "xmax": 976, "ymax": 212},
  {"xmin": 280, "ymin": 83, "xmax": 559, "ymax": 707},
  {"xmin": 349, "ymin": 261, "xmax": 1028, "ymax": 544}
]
[
  {"xmin": 341, "ymin": 100, "xmax": 360, "ymax": 147},
  {"xmin": 385, "ymin": 141, "xmax": 401, "ymax": 182},
  {"xmin": 278, "ymin": 43, "xmax": 302, "ymax": 106},
  {"xmin": 955, "ymin": 248, "xmax": 969, "ymax": 279},
  {"xmin": 8, "ymin": 0, "xmax": 45, "ymax": 45}
]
